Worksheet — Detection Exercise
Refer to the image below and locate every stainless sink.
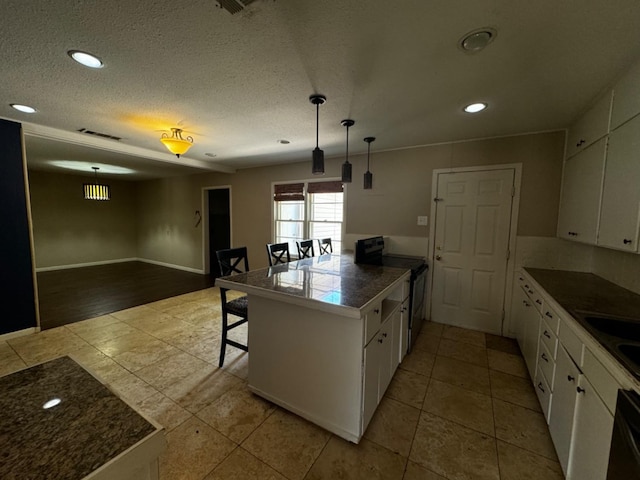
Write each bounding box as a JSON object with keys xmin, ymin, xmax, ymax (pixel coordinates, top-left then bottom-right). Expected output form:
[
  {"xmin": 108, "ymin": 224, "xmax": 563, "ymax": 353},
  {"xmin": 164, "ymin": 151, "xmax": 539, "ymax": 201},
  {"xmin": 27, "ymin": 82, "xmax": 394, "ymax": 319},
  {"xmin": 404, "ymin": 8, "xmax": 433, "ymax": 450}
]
[{"xmin": 581, "ymin": 314, "xmax": 640, "ymax": 342}]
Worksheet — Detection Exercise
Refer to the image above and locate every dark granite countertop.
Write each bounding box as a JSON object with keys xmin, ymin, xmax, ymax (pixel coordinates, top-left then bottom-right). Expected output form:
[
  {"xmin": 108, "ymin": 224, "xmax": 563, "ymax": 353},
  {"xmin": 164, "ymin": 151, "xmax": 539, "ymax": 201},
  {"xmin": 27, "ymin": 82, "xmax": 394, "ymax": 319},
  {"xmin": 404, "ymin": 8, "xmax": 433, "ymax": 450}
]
[
  {"xmin": 216, "ymin": 253, "xmax": 409, "ymax": 315},
  {"xmin": 0, "ymin": 356, "xmax": 159, "ymax": 480}
]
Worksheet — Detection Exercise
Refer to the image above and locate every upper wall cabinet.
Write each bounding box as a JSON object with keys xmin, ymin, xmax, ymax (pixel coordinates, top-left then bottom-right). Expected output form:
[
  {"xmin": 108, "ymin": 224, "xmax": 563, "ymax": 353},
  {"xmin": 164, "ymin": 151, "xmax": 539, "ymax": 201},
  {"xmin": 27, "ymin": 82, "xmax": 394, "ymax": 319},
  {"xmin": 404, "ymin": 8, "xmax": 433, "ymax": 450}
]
[
  {"xmin": 610, "ymin": 60, "xmax": 640, "ymax": 131},
  {"xmin": 565, "ymin": 91, "xmax": 613, "ymax": 159},
  {"xmin": 597, "ymin": 114, "xmax": 640, "ymax": 252},
  {"xmin": 557, "ymin": 137, "xmax": 607, "ymax": 244}
]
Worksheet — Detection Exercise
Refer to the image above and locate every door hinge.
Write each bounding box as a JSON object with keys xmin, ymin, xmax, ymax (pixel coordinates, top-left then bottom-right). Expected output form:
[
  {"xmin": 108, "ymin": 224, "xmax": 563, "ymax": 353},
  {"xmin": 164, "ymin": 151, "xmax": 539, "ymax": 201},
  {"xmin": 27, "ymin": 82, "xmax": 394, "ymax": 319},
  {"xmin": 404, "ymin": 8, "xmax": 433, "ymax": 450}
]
[
  {"xmin": 434, "ymin": 197, "xmax": 443, "ymax": 202},
  {"xmin": 511, "ymin": 186, "xmax": 515, "ymax": 197},
  {"xmin": 501, "ymin": 310, "xmax": 505, "ymax": 322},
  {"xmin": 506, "ymin": 249, "xmax": 511, "ymax": 260}
]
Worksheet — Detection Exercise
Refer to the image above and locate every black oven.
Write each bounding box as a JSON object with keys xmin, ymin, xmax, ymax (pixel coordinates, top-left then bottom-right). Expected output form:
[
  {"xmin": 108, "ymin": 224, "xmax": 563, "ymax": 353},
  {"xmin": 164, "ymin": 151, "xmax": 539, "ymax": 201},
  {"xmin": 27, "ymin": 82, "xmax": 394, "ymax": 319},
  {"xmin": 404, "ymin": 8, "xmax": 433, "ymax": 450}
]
[
  {"xmin": 607, "ymin": 389, "xmax": 640, "ymax": 479},
  {"xmin": 354, "ymin": 236, "xmax": 428, "ymax": 353}
]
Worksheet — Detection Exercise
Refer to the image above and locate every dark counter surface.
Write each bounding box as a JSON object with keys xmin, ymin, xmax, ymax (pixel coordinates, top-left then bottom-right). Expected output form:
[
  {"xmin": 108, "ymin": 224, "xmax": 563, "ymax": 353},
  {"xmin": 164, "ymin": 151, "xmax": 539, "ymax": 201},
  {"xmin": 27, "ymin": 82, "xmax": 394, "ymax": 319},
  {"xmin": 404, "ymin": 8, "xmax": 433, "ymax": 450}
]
[
  {"xmin": 524, "ymin": 268, "xmax": 640, "ymax": 319},
  {"xmin": 0, "ymin": 356, "xmax": 158, "ymax": 479}
]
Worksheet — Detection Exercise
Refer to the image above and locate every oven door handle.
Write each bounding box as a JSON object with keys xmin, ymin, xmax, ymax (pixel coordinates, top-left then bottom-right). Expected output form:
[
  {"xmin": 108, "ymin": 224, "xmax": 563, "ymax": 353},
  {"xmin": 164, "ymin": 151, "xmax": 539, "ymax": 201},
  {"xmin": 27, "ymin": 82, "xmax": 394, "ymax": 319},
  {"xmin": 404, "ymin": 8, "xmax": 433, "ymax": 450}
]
[{"xmin": 613, "ymin": 408, "xmax": 640, "ymax": 465}]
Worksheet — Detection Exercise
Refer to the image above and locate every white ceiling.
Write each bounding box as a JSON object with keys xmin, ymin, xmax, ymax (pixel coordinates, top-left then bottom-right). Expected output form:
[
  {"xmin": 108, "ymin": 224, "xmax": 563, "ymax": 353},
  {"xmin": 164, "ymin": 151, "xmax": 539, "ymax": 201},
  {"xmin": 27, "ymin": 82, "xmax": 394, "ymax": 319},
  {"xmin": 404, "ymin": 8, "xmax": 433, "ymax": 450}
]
[{"xmin": 2, "ymin": 0, "xmax": 640, "ymax": 180}]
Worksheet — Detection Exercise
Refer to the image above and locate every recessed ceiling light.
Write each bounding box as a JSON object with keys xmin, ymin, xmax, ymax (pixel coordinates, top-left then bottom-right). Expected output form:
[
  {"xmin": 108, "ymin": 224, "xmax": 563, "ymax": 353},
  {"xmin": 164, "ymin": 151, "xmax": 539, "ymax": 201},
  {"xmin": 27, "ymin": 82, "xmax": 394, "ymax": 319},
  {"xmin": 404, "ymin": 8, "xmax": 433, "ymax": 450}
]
[
  {"xmin": 278, "ymin": 139, "xmax": 290, "ymax": 144},
  {"xmin": 204, "ymin": 152, "xmax": 217, "ymax": 158},
  {"xmin": 459, "ymin": 28, "xmax": 497, "ymax": 53},
  {"xmin": 10, "ymin": 103, "xmax": 37, "ymax": 113},
  {"xmin": 464, "ymin": 102, "xmax": 488, "ymax": 113},
  {"xmin": 68, "ymin": 50, "xmax": 104, "ymax": 69}
]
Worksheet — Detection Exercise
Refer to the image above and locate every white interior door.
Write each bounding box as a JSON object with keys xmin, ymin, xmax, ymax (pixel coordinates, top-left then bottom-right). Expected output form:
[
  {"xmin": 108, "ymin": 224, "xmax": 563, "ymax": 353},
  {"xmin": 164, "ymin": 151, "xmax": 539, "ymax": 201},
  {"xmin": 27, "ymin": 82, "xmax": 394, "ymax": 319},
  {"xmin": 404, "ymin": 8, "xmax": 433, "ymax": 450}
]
[{"xmin": 430, "ymin": 168, "xmax": 515, "ymax": 334}]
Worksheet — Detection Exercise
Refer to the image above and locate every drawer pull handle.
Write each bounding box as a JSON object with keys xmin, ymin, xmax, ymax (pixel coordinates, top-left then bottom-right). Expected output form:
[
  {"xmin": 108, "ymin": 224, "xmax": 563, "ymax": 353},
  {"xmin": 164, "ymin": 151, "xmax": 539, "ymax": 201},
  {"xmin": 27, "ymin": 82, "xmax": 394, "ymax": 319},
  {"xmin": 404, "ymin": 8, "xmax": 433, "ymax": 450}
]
[
  {"xmin": 535, "ymin": 299, "xmax": 542, "ymax": 305},
  {"xmin": 543, "ymin": 330, "xmax": 551, "ymax": 339},
  {"xmin": 374, "ymin": 308, "xmax": 380, "ymax": 314},
  {"xmin": 523, "ymin": 300, "xmax": 530, "ymax": 307},
  {"xmin": 378, "ymin": 338, "xmax": 384, "ymax": 344},
  {"xmin": 541, "ymin": 353, "xmax": 549, "ymax": 363},
  {"xmin": 577, "ymin": 386, "xmax": 586, "ymax": 394},
  {"xmin": 382, "ymin": 333, "xmax": 388, "ymax": 338},
  {"xmin": 567, "ymin": 375, "xmax": 575, "ymax": 382},
  {"xmin": 623, "ymin": 239, "xmax": 633, "ymax": 245},
  {"xmin": 545, "ymin": 312, "xmax": 553, "ymax": 318},
  {"xmin": 537, "ymin": 382, "xmax": 545, "ymax": 394}
]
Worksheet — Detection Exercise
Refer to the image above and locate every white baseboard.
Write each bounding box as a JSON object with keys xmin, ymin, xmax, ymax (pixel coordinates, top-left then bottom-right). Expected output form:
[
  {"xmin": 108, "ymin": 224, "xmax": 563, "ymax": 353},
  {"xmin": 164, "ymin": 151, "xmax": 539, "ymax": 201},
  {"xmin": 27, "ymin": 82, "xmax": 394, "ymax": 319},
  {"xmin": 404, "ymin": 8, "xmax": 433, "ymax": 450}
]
[
  {"xmin": 35, "ymin": 258, "xmax": 204, "ymax": 275},
  {"xmin": 0, "ymin": 327, "xmax": 39, "ymax": 341},
  {"xmin": 138, "ymin": 258, "xmax": 204, "ymax": 274}
]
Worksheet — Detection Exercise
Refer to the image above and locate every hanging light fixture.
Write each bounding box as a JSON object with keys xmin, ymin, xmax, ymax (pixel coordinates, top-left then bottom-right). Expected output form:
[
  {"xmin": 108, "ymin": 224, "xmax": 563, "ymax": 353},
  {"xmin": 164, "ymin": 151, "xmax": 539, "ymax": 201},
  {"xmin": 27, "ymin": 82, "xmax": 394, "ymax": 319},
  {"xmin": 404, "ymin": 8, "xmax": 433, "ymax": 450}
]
[
  {"xmin": 309, "ymin": 94, "xmax": 326, "ymax": 175},
  {"xmin": 160, "ymin": 128, "xmax": 194, "ymax": 157},
  {"xmin": 341, "ymin": 119, "xmax": 354, "ymax": 183},
  {"xmin": 83, "ymin": 167, "xmax": 111, "ymax": 201},
  {"xmin": 363, "ymin": 137, "xmax": 375, "ymax": 190}
]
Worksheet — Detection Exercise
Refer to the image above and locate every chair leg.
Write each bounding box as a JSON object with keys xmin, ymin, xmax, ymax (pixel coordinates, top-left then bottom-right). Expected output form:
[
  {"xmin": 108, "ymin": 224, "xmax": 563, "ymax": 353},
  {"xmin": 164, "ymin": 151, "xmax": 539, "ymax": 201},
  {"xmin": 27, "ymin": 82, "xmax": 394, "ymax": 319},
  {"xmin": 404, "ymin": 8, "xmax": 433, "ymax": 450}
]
[{"xmin": 219, "ymin": 312, "xmax": 228, "ymax": 368}]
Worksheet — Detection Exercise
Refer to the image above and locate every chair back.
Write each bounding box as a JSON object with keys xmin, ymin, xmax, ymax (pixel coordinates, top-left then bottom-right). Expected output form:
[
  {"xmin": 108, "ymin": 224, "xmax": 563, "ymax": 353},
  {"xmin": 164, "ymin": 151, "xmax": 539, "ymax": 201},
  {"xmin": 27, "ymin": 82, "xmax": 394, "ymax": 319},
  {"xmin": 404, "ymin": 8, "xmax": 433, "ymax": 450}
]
[
  {"xmin": 297, "ymin": 239, "xmax": 315, "ymax": 259},
  {"xmin": 216, "ymin": 247, "xmax": 249, "ymax": 276},
  {"xmin": 317, "ymin": 238, "xmax": 333, "ymax": 254},
  {"xmin": 266, "ymin": 242, "xmax": 291, "ymax": 266}
]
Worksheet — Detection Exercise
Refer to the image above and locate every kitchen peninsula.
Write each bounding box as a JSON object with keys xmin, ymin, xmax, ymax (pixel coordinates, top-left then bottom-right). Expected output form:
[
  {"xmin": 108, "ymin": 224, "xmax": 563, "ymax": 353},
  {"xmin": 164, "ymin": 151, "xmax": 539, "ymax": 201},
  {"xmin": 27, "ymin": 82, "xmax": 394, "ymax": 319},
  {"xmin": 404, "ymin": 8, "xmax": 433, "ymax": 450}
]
[{"xmin": 215, "ymin": 254, "xmax": 411, "ymax": 443}]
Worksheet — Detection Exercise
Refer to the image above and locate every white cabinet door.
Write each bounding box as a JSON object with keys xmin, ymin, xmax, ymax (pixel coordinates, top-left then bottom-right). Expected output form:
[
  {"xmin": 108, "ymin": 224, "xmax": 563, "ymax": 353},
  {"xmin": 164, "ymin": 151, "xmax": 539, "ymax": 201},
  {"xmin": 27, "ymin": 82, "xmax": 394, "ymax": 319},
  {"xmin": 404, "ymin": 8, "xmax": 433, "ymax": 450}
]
[
  {"xmin": 399, "ymin": 298, "xmax": 409, "ymax": 360},
  {"xmin": 363, "ymin": 336, "xmax": 382, "ymax": 430},
  {"xmin": 511, "ymin": 284, "xmax": 530, "ymax": 352},
  {"xmin": 391, "ymin": 308, "xmax": 402, "ymax": 371},
  {"xmin": 378, "ymin": 319, "xmax": 394, "ymax": 397},
  {"xmin": 523, "ymin": 298, "xmax": 541, "ymax": 380},
  {"xmin": 611, "ymin": 59, "xmax": 640, "ymax": 130},
  {"xmin": 567, "ymin": 375, "xmax": 615, "ymax": 480},
  {"xmin": 598, "ymin": 114, "xmax": 640, "ymax": 252},
  {"xmin": 557, "ymin": 138, "xmax": 607, "ymax": 244},
  {"xmin": 548, "ymin": 345, "xmax": 581, "ymax": 477},
  {"xmin": 566, "ymin": 91, "xmax": 613, "ymax": 158}
]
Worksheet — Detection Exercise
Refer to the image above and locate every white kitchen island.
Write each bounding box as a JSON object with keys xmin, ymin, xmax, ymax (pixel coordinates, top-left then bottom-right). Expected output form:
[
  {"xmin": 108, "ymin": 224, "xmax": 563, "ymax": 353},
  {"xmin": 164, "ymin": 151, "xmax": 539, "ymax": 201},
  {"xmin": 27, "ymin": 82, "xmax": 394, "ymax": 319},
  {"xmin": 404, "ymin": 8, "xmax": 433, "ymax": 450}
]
[{"xmin": 216, "ymin": 253, "xmax": 411, "ymax": 443}]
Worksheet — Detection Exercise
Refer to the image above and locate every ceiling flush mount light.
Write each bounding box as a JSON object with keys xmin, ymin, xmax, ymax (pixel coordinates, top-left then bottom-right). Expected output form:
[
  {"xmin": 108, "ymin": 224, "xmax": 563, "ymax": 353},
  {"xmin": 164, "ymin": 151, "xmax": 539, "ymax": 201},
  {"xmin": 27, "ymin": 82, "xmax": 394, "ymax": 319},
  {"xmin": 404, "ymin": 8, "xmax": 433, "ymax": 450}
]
[
  {"xmin": 341, "ymin": 119, "xmax": 354, "ymax": 183},
  {"xmin": 458, "ymin": 27, "xmax": 497, "ymax": 53},
  {"xmin": 464, "ymin": 102, "xmax": 488, "ymax": 113},
  {"xmin": 278, "ymin": 139, "xmax": 290, "ymax": 144},
  {"xmin": 310, "ymin": 94, "xmax": 327, "ymax": 175},
  {"xmin": 84, "ymin": 167, "xmax": 111, "ymax": 201},
  {"xmin": 363, "ymin": 137, "xmax": 375, "ymax": 190},
  {"xmin": 161, "ymin": 128, "xmax": 194, "ymax": 157},
  {"xmin": 67, "ymin": 50, "xmax": 104, "ymax": 69},
  {"xmin": 10, "ymin": 103, "xmax": 37, "ymax": 113}
]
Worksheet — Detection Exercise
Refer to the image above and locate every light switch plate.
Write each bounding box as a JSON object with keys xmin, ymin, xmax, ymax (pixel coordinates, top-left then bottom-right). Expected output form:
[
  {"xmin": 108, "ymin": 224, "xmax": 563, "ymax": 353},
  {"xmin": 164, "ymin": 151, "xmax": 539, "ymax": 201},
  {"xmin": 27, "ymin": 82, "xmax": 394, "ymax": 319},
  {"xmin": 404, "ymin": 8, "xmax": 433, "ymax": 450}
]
[{"xmin": 417, "ymin": 216, "xmax": 428, "ymax": 226}]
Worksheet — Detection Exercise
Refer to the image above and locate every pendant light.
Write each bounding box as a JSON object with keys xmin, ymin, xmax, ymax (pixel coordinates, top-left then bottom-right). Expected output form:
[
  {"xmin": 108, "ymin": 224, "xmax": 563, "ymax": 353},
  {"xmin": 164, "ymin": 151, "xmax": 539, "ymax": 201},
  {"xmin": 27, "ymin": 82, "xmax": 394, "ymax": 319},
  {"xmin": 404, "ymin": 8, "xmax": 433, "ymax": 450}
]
[
  {"xmin": 83, "ymin": 167, "xmax": 111, "ymax": 201},
  {"xmin": 341, "ymin": 119, "xmax": 354, "ymax": 183},
  {"xmin": 364, "ymin": 137, "xmax": 375, "ymax": 190},
  {"xmin": 309, "ymin": 94, "xmax": 326, "ymax": 175}
]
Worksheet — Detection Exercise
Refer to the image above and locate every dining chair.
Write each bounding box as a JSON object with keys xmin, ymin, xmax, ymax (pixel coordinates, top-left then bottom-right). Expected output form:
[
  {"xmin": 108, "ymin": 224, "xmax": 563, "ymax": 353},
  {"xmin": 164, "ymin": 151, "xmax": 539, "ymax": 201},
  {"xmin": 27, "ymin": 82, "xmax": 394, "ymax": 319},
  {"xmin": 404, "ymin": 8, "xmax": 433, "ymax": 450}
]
[
  {"xmin": 266, "ymin": 242, "xmax": 291, "ymax": 266},
  {"xmin": 215, "ymin": 246, "xmax": 249, "ymax": 367},
  {"xmin": 296, "ymin": 239, "xmax": 315, "ymax": 259},
  {"xmin": 317, "ymin": 237, "xmax": 333, "ymax": 255}
]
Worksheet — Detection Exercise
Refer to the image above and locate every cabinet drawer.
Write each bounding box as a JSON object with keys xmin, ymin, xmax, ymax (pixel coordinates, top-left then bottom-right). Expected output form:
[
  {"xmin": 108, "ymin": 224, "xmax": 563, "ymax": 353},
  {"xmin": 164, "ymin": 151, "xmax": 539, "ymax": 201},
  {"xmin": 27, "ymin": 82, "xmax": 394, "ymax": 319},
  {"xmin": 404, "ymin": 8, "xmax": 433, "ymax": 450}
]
[
  {"xmin": 364, "ymin": 303, "xmax": 382, "ymax": 344},
  {"xmin": 535, "ymin": 365, "xmax": 552, "ymax": 422},
  {"xmin": 522, "ymin": 282, "xmax": 544, "ymax": 312},
  {"xmin": 541, "ymin": 304, "xmax": 560, "ymax": 334},
  {"xmin": 540, "ymin": 318, "xmax": 558, "ymax": 358},
  {"xmin": 582, "ymin": 347, "xmax": 621, "ymax": 414},
  {"xmin": 559, "ymin": 318, "xmax": 584, "ymax": 367},
  {"xmin": 538, "ymin": 339, "xmax": 556, "ymax": 389}
]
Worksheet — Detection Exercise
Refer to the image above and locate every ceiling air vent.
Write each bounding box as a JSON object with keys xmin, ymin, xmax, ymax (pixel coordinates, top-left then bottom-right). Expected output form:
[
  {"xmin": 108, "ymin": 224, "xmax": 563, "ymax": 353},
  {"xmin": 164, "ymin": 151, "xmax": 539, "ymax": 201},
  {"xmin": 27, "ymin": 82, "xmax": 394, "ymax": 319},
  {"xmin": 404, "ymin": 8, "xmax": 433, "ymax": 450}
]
[
  {"xmin": 216, "ymin": 0, "xmax": 257, "ymax": 15},
  {"xmin": 77, "ymin": 128, "xmax": 122, "ymax": 141}
]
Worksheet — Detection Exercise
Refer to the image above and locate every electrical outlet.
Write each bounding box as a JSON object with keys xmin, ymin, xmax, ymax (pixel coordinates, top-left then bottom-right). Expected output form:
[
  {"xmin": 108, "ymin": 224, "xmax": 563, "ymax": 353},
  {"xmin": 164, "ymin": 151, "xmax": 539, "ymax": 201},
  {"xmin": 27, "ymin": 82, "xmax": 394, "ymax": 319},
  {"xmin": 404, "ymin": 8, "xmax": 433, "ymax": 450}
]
[{"xmin": 417, "ymin": 216, "xmax": 428, "ymax": 226}]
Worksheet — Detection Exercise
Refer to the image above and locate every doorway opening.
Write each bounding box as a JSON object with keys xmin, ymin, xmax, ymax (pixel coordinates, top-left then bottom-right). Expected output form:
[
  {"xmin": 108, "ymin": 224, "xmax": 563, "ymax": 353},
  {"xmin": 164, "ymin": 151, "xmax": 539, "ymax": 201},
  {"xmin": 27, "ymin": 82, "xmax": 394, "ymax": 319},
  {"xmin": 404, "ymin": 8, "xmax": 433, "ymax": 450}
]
[{"xmin": 203, "ymin": 186, "xmax": 232, "ymax": 278}]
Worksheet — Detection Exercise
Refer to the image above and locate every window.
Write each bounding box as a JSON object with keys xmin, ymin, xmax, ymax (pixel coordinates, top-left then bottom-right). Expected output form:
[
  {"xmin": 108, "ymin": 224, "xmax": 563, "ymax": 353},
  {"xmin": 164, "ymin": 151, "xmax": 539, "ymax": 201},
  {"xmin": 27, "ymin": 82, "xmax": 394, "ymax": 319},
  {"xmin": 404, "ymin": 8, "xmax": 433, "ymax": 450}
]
[{"xmin": 274, "ymin": 180, "xmax": 344, "ymax": 255}]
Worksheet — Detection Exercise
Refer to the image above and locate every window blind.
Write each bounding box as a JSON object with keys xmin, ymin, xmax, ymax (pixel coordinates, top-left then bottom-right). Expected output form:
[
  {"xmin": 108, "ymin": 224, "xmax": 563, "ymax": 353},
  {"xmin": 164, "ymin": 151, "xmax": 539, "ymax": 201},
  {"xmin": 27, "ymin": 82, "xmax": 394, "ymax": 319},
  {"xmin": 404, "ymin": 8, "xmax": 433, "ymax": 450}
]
[
  {"xmin": 274, "ymin": 183, "xmax": 304, "ymax": 201},
  {"xmin": 307, "ymin": 181, "xmax": 344, "ymax": 194}
]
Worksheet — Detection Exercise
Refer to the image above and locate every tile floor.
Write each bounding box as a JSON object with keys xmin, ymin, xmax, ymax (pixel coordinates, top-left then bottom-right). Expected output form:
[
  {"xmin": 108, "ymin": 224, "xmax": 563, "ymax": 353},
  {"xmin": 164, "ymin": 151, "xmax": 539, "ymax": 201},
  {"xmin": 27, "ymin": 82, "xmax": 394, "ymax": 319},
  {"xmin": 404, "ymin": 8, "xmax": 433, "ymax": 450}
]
[{"xmin": 1, "ymin": 289, "xmax": 565, "ymax": 480}]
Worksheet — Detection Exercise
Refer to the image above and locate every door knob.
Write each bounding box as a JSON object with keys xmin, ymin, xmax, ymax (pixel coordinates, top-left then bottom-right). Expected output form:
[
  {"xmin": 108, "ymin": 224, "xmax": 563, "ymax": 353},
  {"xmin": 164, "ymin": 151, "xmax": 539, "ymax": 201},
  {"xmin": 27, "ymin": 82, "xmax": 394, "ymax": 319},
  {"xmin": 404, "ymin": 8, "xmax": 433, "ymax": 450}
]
[{"xmin": 435, "ymin": 255, "xmax": 442, "ymax": 261}]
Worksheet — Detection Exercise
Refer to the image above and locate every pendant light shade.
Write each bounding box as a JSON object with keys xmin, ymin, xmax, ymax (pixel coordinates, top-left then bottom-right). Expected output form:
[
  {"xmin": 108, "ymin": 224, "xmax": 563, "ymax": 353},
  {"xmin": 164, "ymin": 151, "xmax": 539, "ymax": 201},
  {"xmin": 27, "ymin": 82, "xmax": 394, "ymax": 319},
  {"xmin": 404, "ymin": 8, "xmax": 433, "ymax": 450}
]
[
  {"xmin": 310, "ymin": 94, "xmax": 326, "ymax": 175},
  {"xmin": 364, "ymin": 137, "xmax": 375, "ymax": 190},
  {"xmin": 341, "ymin": 119, "xmax": 354, "ymax": 183},
  {"xmin": 83, "ymin": 167, "xmax": 111, "ymax": 201},
  {"xmin": 161, "ymin": 128, "xmax": 193, "ymax": 157}
]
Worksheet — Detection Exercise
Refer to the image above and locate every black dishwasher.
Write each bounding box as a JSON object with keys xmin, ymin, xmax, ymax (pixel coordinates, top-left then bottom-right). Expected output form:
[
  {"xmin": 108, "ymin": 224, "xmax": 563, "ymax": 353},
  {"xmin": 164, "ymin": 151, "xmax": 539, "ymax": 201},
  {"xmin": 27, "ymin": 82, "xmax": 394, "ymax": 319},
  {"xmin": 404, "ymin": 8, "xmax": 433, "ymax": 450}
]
[{"xmin": 607, "ymin": 389, "xmax": 640, "ymax": 479}]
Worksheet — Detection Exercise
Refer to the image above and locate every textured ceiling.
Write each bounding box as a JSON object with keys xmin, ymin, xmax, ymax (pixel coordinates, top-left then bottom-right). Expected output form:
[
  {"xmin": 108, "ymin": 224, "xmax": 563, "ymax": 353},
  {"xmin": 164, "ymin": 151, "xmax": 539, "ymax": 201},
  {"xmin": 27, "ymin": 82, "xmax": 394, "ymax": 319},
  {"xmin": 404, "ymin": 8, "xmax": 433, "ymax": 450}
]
[{"xmin": 2, "ymin": 0, "xmax": 640, "ymax": 180}]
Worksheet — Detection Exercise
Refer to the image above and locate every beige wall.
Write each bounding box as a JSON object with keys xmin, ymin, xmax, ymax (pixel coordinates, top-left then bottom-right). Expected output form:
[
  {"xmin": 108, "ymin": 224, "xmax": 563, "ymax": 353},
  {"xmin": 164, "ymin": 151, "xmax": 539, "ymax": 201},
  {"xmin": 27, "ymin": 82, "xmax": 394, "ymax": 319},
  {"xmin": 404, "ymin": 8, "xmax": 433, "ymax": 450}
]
[
  {"xmin": 28, "ymin": 170, "xmax": 138, "ymax": 269},
  {"xmin": 27, "ymin": 130, "xmax": 565, "ymax": 272}
]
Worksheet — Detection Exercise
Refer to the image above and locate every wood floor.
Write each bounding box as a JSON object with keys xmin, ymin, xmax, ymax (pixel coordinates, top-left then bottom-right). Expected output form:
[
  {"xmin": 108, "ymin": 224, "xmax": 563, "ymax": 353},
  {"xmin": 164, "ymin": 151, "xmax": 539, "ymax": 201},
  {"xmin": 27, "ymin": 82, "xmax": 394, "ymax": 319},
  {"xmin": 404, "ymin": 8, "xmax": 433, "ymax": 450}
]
[{"xmin": 36, "ymin": 261, "xmax": 216, "ymax": 330}]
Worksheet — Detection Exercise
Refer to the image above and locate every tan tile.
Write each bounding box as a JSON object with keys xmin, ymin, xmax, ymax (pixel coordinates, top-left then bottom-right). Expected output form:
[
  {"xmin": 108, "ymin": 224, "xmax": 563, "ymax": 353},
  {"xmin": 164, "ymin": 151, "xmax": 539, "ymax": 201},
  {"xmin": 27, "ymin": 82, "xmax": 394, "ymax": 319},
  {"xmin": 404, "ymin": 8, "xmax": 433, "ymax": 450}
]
[
  {"xmin": 412, "ymin": 333, "xmax": 440, "ymax": 354},
  {"xmin": 0, "ymin": 343, "xmax": 26, "ymax": 376},
  {"xmin": 220, "ymin": 350, "xmax": 249, "ymax": 380},
  {"xmin": 147, "ymin": 320, "xmax": 208, "ymax": 343},
  {"xmin": 423, "ymin": 379, "xmax": 494, "ymax": 436},
  {"xmin": 385, "ymin": 368, "xmax": 429, "ymax": 409},
  {"xmin": 422, "ymin": 322, "xmax": 444, "ymax": 337},
  {"xmin": 135, "ymin": 391, "xmax": 192, "ymax": 432},
  {"xmin": 204, "ymin": 447, "xmax": 287, "ymax": 480},
  {"xmin": 306, "ymin": 436, "xmax": 406, "ymax": 480},
  {"xmin": 493, "ymin": 399, "xmax": 557, "ymax": 460},
  {"xmin": 497, "ymin": 440, "xmax": 564, "ymax": 480},
  {"xmin": 110, "ymin": 304, "xmax": 158, "ymax": 322},
  {"xmin": 81, "ymin": 355, "xmax": 131, "ymax": 384},
  {"xmin": 442, "ymin": 325, "xmax": 487, "ymax": 347},
  {"xmin": 490, "ymin": 370, "xmax": 540, "ymax": 411},
  {"xmin": 485, "ymin": 334, "xmax": 521, "ymax": 355},
  {"xmin": 399, "ymin": 348, "xmax": 435, "ymax": 376},
  {"xmin": 410, "ymin": 412, "xmax": 499, "ymax": 480},
  {"xmin": 108, "ymin": 372, "xmax": 158, "ymax": 404},
  {"xmin": 197, "ymin": 387, "xmax": 276, "ymax": 443},
  {"xmin": 113, "ymin": 339, "xmax": 181, "ymax": 371},
  {"xmin": 92, "ymin": 330, "xmax": 160, "ymax": 357},
  {"xmin": 163, "ymin": 364, "xmax": 243, "ymax": 413},
  {"xmin": 8, "ymin": 327, "xmax": 88, "ymax": 365},
  {"xmin": 159, "ymin": 416, "xmax": 236, "ymax": 480},
  {"xmin": 64, "ymin": 314, "xmax": 120, "ymax": 334},
  {"xmin": 66, "ymin": 318, "xmax": 138, "ymax": 344},
  {"xmin": 121, "ymin": 312, "xmax": 180, "ymax": 335},
  {"xmin": 488, "ymin": 349, "xmax": 529, "ymax": 379},
  {"xmin": 431, "ymin": 355, "xmax": 491, "ymax": 396},
  {"xmin": 241, "ymin": 408, "xmax": 331, "ymax": 480},
  {"xmin": 364, "ymin": 396, "xmax": 420, "ymax": 457},
  {"xmin": 437, "ymin": 338, "xmax": 488, "ymax": 367},
  {"xmin": 135, "ymin": 352, "xmax": 211, "ymax": 391},
  {"xmin": 147, "ymin": 295, "xmax": 192, "ymax": 312},
  {"xmin": 403, "ymin": 461, "xmax": 447, "ymax": 480}
]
